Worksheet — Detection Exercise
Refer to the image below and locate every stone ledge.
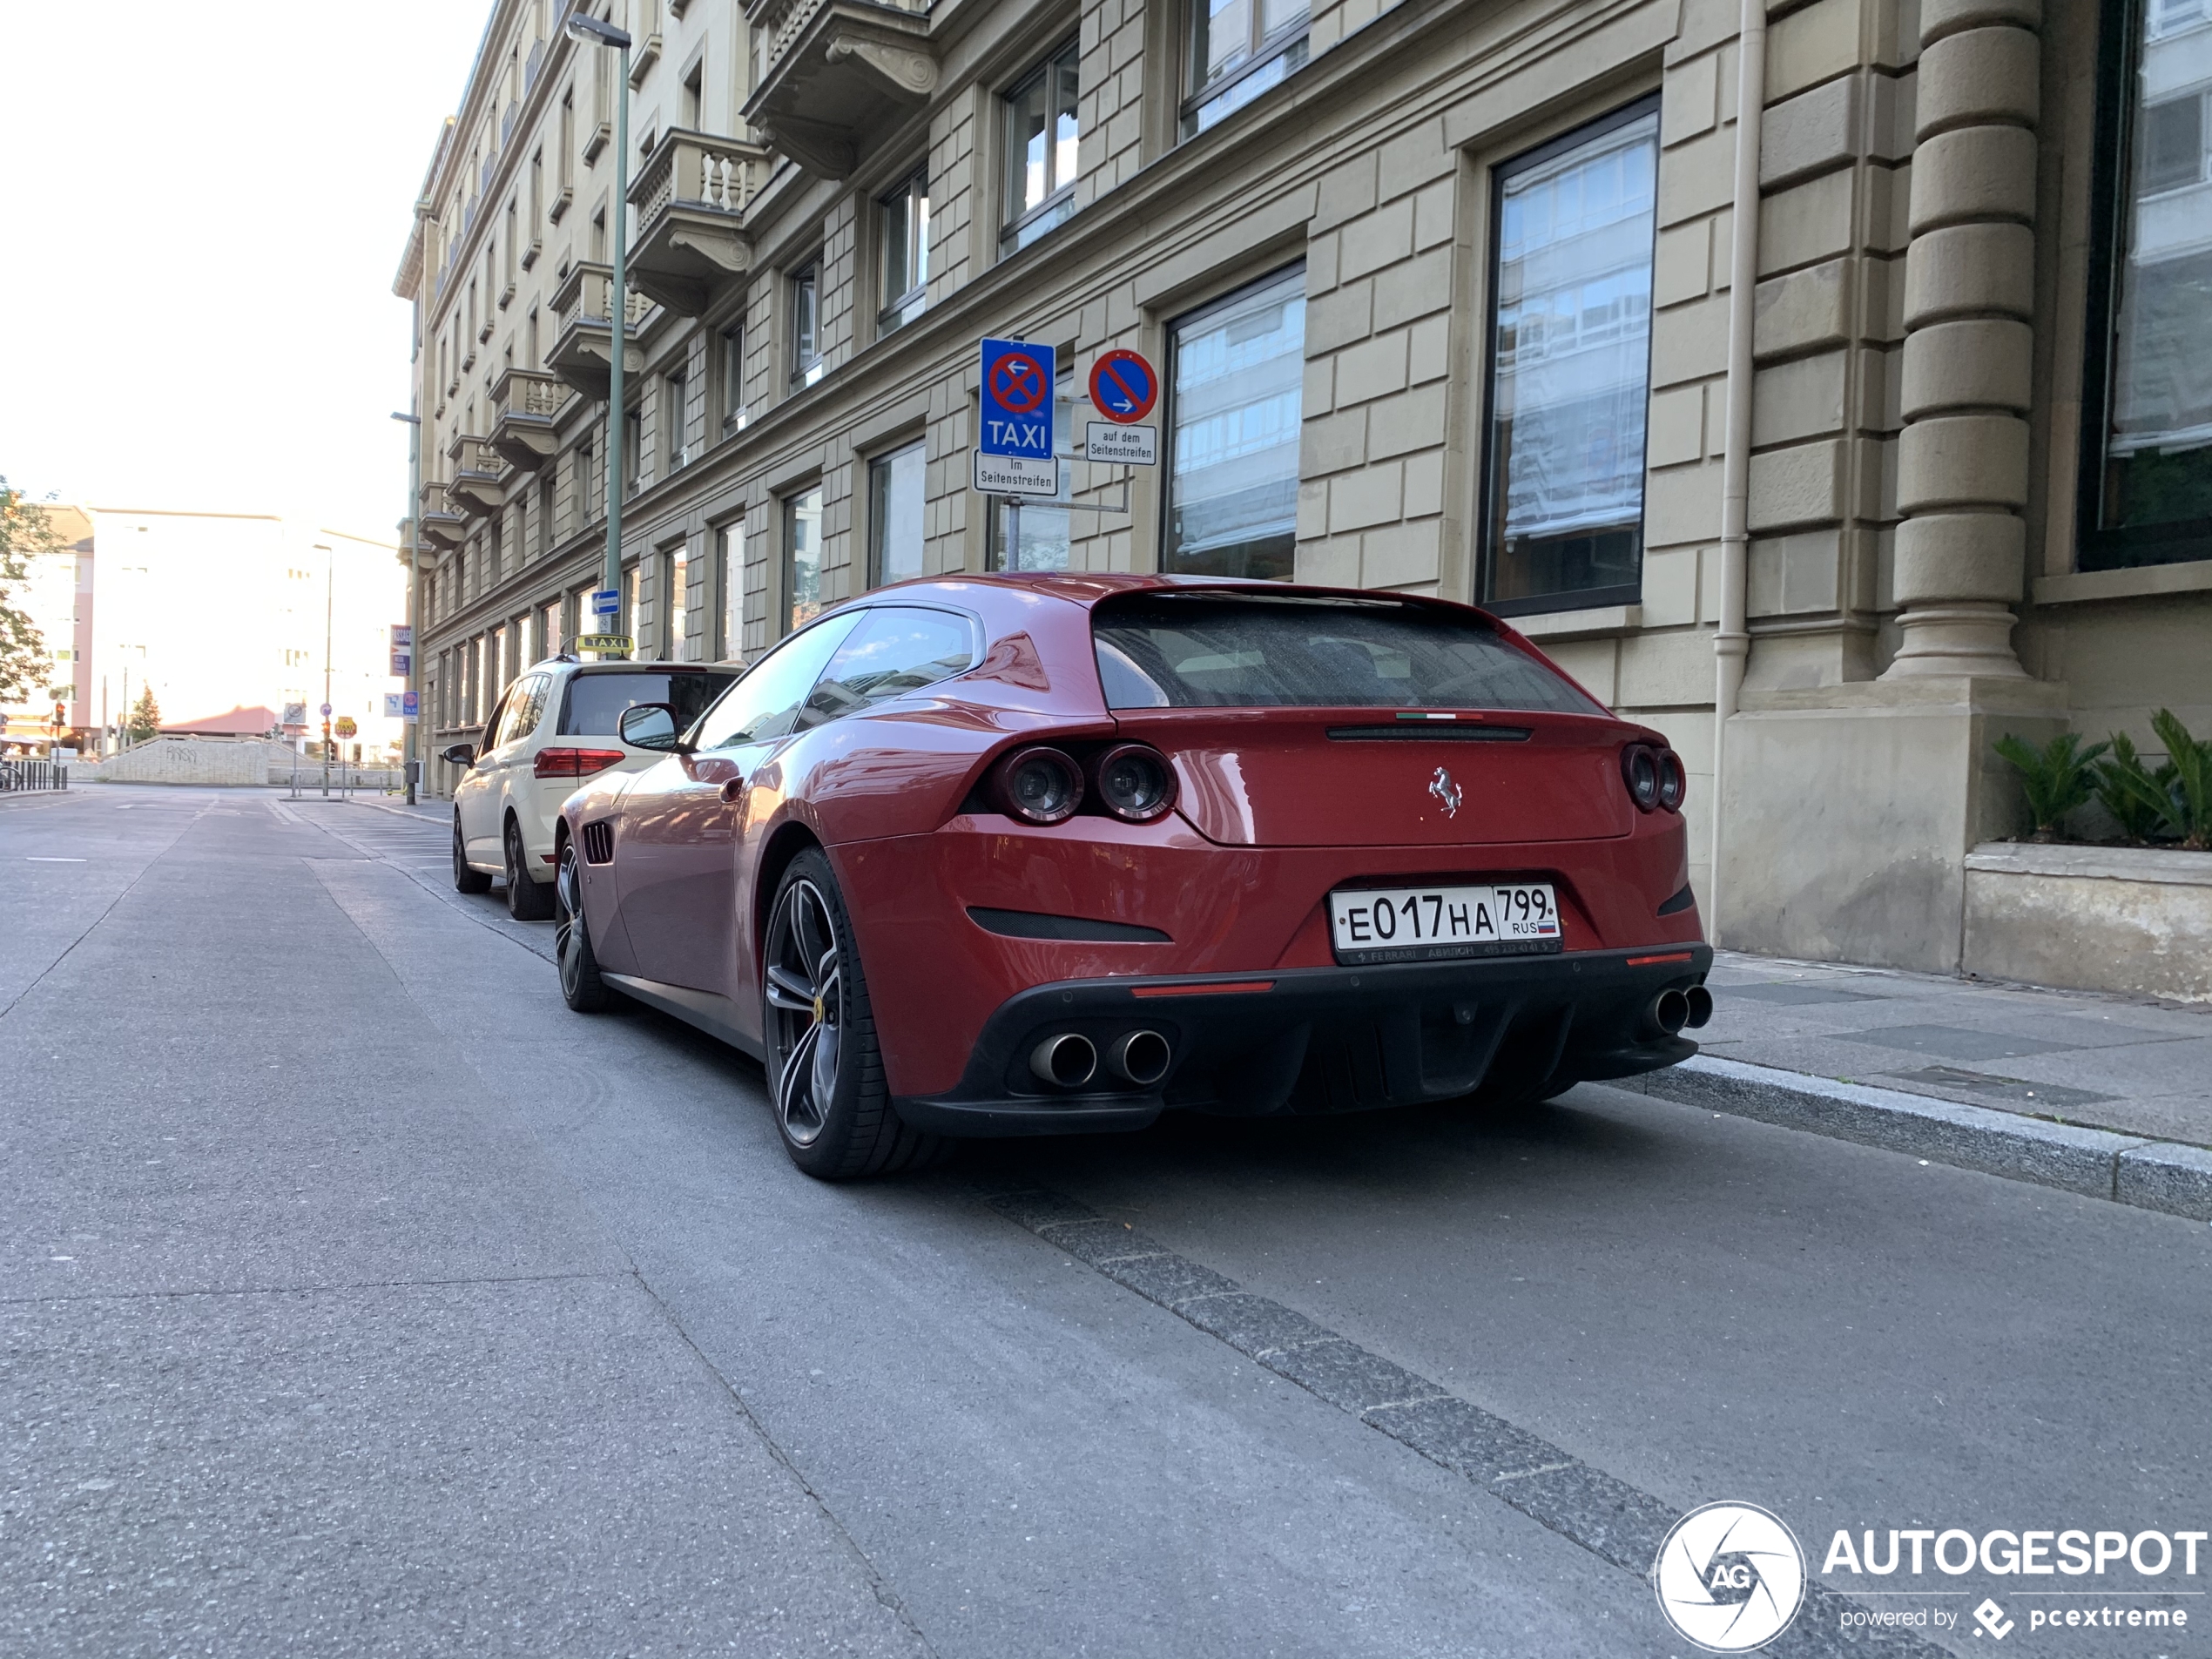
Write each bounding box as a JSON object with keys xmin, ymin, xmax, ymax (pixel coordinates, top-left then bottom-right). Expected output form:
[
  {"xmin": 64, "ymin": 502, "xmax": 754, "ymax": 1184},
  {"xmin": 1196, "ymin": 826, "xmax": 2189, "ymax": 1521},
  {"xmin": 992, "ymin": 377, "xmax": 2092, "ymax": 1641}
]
[
  {"xmin": 1964, "ymin": 842, "xmax": 2212, "ymax": 1001},
  {"xmin": 1502, "ymin": 604, "xmax": 1642, "ymax": 640},
  {"xmin": 2030, "ymin": 558, "xmax": 2212, "ymax": 607},
  {"xmin": 1966, "ymin": 840, "xmax": 2212, "ymax": 887}
]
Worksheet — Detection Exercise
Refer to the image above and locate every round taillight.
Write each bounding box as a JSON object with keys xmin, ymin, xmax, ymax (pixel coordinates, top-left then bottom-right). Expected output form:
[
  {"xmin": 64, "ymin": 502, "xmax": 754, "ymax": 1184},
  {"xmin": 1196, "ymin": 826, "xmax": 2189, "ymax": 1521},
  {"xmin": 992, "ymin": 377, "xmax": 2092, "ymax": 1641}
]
[
  {"xmin": 1093, "ymin": 743, "xmax": 1177, "ymax": 822},
  {"xmin": 1622, "ymin": 744, "xmax": 1661, "ymax": 812},
  {"xmin": 1656, "ymin": 749, "xmax": 1686, "ymax": 813},
  {"xmin": 994, "ymin": 745, "xmax": 1083, "ymax": 825}
]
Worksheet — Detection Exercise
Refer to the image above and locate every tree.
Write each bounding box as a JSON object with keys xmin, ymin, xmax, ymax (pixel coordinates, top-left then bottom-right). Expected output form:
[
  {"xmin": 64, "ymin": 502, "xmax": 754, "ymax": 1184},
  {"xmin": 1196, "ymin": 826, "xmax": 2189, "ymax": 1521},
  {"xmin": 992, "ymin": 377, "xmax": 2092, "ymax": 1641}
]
[
  {"xmin": 127, "ymin": 686, "xmax": 162, "ymax": 744},
  {"xmin": 0, "ymin": 476, "xmax": 55, "ymax": 705}
]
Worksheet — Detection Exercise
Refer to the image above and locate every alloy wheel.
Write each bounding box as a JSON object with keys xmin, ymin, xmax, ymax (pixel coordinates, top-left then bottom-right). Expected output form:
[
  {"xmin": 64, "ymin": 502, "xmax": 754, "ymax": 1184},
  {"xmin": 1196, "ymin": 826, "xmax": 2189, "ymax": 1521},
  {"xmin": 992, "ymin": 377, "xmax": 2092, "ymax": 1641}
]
[
  {"xmin": 555, "ymin": 846, "xmax": 584, "ymax": 994},
  {"xmin": 764, "ymin": 877, "xmax": 841, "ymax": 1148}
]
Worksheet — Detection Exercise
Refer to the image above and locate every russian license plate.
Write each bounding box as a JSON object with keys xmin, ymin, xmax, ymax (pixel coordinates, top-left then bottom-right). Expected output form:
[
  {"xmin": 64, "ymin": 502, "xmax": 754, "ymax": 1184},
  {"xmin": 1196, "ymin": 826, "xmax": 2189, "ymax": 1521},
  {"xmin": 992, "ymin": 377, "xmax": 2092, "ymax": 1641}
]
[{"xmin": 1327, "ymin": 883, "xmax": 1562, "ymax": 965}]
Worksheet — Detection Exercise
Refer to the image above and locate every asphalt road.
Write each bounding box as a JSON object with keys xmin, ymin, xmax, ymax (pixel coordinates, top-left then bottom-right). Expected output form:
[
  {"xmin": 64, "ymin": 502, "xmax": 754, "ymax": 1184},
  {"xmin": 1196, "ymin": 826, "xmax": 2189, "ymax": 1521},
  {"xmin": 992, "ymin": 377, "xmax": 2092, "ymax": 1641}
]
[{"xmin": 4, "ymin": 787, "xmax": 2208, "ymax": 1658}]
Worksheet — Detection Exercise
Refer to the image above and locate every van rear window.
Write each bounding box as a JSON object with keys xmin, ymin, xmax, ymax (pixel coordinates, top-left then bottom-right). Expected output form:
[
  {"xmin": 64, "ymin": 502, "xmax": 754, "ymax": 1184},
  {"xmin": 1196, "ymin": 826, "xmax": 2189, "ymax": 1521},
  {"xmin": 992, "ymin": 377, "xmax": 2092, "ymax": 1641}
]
[
  {"xmin": 1091, "ymin": 591, "xmax": 1601, "ymax": 714},
  {"xmin": 559, "ymin": 670, "xmax": 737, "ymax": 737}
]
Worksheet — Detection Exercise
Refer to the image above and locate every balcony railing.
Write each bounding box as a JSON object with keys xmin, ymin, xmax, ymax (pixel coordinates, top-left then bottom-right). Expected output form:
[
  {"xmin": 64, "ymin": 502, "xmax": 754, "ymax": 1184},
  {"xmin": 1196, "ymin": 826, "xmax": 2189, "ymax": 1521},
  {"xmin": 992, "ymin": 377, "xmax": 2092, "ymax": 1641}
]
[
  {"xmin": 444, "ymin": 435, "xmax": 505, "ymax": 515},
  {"xmin": 741, "ymin": 0, "xmax": 936, "ymax": 179},
  {"xmin": 547, "ymin": 261, "xmax": 651, "ymax": 397},
  {"xmin": 624, "ymin": 129, "xmax": 769, "ymax": 314},
  {"xmin": 417, "ymin": 480, "xmax": 468, "ymax": 548},
  {"xmin": 489, "ymin": 368, "xmax": 568, "ymax": 470}
]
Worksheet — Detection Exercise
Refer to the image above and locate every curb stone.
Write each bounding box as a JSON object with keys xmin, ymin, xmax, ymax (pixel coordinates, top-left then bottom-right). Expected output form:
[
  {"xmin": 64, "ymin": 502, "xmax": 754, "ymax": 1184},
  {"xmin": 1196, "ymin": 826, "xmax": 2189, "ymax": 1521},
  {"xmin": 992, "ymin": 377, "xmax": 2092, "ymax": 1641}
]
[{"xmin": 1613, "ymin": 1055, "xmax": 2212, "ymax": 1223}]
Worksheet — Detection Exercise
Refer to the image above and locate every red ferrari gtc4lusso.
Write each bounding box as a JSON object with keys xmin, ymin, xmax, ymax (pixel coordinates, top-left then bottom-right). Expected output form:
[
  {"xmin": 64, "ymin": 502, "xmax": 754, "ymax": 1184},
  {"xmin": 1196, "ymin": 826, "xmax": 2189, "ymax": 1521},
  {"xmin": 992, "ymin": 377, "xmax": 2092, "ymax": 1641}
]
[{"xmin": 552, "ymin": 575, "xmax": 1712, "ymax": 1178}]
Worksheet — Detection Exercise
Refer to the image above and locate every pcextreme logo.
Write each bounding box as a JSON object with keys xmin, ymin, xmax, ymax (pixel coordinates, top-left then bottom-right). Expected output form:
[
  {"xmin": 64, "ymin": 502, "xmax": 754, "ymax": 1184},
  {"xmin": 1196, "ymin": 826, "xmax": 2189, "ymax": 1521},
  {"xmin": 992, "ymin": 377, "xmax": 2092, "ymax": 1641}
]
[{"xmin": 1652, "ymin": 1502, "xmax": 1809, "ymax": 1652}]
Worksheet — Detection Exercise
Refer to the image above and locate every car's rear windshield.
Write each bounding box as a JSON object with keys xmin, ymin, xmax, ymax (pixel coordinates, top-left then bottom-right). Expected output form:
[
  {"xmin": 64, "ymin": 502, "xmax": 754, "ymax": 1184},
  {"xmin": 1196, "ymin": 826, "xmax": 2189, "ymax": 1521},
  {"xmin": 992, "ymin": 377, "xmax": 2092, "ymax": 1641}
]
[
  {"xmin": 559, "ymin": 670, "xmax": 738, "ymax": 737},
  {"xmin": 1091, "ymin": 591, "xmax": 1602, "ymax": 714}
]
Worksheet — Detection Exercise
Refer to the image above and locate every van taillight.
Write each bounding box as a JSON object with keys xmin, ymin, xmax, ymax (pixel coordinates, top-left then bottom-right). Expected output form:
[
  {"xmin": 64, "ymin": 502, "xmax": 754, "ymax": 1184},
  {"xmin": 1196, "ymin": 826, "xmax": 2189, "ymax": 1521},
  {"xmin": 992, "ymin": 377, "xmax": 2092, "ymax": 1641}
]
[{"xmin": 536, "ymin": 747, "xmax": 626, "ymax": 779}]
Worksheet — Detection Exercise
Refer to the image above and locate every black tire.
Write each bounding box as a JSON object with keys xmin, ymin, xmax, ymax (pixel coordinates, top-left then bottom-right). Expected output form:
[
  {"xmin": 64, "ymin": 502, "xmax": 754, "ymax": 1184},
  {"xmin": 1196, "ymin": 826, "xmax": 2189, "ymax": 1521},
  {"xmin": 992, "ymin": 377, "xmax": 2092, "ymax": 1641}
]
[
  {"xmin": 555, "ymin": 840, "xmax": 617, "ymax": 1012},
  {"xmin": 452, "ymin": 814, "xmax": 493, "ymax": 894},
  {"xmin": 761, "ymin": 848, "xmax": 945, "ymax": 1180},
  {"xmin": 505, "ymin": 817, "xmax": 556, "ymax": 921}
]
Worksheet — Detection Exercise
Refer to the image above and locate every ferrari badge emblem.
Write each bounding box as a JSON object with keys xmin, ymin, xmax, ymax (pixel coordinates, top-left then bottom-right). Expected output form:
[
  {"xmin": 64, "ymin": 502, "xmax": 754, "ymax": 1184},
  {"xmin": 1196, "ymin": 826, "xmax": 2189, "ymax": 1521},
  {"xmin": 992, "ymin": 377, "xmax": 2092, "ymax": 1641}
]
[{"xmin": 1427, "ymin": 766, "xmax": 1462, "ymax": 818}]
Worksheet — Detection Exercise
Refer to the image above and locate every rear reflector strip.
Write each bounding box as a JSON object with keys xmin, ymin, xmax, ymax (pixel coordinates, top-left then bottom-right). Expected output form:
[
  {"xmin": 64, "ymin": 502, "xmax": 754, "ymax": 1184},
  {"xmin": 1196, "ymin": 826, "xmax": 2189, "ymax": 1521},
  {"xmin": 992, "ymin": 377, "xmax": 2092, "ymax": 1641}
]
[
  {"xmin": 1328, "ymin": 725, "xmax": 1530, "ymax": 742},
  {"xmin": 1130, "ymin": 979, "xmax": 1276, "ymax": 999},
  {"xmin": 1625, "ymin": 951, "xmax": 1695, "ymax": 967}
]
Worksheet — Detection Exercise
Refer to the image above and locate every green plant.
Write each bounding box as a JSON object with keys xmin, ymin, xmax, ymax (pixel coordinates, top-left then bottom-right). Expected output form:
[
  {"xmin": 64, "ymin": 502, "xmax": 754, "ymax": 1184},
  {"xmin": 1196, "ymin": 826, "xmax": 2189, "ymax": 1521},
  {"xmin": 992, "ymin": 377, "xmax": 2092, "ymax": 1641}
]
[
  {"xmin": 1993, "ymin": 732, "xmax": 2109, "ymax": 841},
  {"xmin": 0, "ymin": 477, "xmax": 57, "ymax": 704},
  {"xmin": 2094, "ymin": 732, "xmax": 2175, "ymax": 843},
  {"xmin": 2152, "ymin": 708, "xmax": 2211, "ymax": 850},
  {"xmin": 126, "ymin": 686, "xmax": 162, "ymax": 745}
]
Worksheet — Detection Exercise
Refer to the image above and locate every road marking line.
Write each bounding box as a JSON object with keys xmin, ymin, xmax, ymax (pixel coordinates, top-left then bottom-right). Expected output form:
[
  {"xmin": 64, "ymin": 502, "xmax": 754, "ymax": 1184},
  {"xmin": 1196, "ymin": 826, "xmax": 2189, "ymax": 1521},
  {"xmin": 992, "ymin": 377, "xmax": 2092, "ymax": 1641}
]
[
  {"xmin": 25, "ymin": 857, "xmax": 86, "ymax": 861},
  {"xmin": 979, "ymin": 1179, "xmax": 1946, "ymax": 1657}
]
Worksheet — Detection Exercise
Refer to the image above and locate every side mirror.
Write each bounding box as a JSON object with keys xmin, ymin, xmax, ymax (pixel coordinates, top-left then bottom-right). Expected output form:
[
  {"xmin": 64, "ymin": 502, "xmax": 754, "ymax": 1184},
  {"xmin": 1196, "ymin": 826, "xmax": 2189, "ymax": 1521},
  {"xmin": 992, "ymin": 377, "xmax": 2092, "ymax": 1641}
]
[
  {"xmin": 618, "ymin": 702, "xmax": 691, "ymax": 753},
  {"xmin": 440, "ymin": 743, "xmax": 475, "ymax": 767}
]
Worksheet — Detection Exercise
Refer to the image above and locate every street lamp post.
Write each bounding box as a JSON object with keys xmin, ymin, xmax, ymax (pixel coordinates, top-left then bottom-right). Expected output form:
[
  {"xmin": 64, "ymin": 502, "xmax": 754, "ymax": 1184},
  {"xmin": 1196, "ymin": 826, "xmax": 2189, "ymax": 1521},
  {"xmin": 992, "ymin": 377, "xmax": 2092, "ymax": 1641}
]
[
  {"xmin": 316, "ymin": 543, "xmax": 334, "ymax": 799},
  {"xmin": 392, "ymin": 409, "xmax": 423, "ymax": 806},
  {"xmin": 566, "ymin": 11, "xmax": 635, "ymax": 662}
]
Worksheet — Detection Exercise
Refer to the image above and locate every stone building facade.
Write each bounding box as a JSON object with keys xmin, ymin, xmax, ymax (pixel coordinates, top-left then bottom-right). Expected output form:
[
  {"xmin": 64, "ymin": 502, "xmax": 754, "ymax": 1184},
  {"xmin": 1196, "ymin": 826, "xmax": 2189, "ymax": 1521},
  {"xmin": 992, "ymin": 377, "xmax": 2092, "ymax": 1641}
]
[{"xmin": 396, "ymin": 0, "xmax": 2211, "ymax": 974}]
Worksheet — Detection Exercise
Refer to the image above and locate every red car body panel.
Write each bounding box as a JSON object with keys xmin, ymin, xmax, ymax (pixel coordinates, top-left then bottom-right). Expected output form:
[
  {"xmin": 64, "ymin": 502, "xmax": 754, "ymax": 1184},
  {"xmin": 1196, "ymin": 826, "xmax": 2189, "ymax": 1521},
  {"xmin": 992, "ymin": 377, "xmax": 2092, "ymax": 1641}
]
[{"xmin": 558, "ymin": 573, "xmax": 1710, "ymax": 1132}]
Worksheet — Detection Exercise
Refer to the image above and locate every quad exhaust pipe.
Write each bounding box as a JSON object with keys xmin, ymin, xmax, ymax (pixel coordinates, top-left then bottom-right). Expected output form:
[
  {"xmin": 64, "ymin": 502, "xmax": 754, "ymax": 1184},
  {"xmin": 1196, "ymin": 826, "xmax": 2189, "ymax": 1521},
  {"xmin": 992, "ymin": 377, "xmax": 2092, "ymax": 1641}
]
[
  {"xmin": 1029, "ymin": 1029, "xmax": 1173, "ymax": 1089},
  {"xmin": 1107, "ymin": 1029, "xmax": 1171, "ymax": 1087},
  {"xmin": 1030, "ymin": 1033, "xmax": 1097, "ymax": 1088},
  {"xmin": 1644, "ymin": 984, "xmax": 1715, "ymax": 1038}
]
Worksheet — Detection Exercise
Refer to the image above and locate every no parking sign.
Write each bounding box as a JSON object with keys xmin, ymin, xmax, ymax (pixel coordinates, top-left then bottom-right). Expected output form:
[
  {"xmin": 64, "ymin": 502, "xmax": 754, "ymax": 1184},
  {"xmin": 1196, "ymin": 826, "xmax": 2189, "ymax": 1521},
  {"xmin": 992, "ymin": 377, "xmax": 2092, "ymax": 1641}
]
[{"xmin": 976, "ymin": 338, "xmax": 1058, "ymax": 496}]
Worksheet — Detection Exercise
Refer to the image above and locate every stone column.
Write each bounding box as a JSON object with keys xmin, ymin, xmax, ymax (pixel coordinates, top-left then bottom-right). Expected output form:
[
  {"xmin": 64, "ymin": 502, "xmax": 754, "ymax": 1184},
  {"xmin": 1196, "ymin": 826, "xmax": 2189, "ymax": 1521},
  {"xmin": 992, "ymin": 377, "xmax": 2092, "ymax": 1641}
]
[{"xmin": 1885, "ymin": 0, "xmax": 2040, "ymax": 678}]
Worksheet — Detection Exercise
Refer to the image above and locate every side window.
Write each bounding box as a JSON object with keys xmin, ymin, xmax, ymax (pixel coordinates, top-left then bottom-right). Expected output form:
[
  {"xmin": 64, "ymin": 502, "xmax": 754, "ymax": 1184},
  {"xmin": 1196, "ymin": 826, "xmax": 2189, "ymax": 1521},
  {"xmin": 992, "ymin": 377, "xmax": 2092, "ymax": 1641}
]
[
  {"xmin": 799, "ymin": 607, "xmax": 976, "ymax": 728},
  {"xmin": 692, "ymin": 613, "xmax": 864, "ymax": 751},
  {"xmin": 502, "ymin": 674, "xmax": 550, "ymax": 745},
  {"xmin": 1001, "ymin": 42, "xmax": 1080, "ymax": 254}
]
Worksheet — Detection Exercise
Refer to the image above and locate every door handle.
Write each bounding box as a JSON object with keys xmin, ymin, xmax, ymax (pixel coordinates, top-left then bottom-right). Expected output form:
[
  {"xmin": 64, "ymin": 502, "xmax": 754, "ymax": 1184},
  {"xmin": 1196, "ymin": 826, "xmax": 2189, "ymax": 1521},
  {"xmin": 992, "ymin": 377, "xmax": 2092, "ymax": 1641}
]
[{"xmin": 720, "ymin": 779, "xmax": 745, "ymax": 804}]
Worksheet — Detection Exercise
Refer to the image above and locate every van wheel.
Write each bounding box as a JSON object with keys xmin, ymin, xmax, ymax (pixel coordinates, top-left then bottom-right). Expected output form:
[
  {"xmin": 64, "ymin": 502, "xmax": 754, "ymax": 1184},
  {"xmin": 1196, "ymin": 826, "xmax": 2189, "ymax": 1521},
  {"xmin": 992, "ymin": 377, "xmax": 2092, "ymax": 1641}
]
[
  {"xmin": 452, "ymin": 814, "xmax": 492, "ymax": 894},
  {"xmin": 505, "ymin": 818, "xmax": 556, "ymax": 921}
]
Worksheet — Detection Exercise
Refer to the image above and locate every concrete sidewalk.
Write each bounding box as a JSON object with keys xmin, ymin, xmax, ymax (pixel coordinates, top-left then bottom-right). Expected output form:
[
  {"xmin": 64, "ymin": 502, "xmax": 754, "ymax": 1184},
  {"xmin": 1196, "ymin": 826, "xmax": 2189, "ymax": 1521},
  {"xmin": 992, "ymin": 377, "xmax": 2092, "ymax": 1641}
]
[{"xmin": 1696, "ymin": 950, "xmax": 2210, "ymax": 1149}]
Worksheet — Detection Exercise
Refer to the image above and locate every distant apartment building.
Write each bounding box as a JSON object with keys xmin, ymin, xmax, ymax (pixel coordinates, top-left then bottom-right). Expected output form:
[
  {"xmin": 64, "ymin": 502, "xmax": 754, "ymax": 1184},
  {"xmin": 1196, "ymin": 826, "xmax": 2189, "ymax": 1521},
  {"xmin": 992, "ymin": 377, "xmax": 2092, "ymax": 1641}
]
[
  {"xmin": 395, "ymin": 0, "xmax": 2211, "ymax": 974},
  {"xmin": 0, "ymin": 504, "xmax": 91, "ymax": 750},
  {"xmin": 81, "ymin": 510, "xmax": 407, "ymax": 759}
]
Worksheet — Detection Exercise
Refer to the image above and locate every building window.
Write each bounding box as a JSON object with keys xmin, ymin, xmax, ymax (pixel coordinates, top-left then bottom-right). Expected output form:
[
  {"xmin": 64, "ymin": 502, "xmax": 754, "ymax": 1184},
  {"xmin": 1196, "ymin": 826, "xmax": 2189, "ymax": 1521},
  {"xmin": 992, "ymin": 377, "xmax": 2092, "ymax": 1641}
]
[
  {"xmin": 1163, "ymin": 266, "xmax": 1305, "ymax": 580},
  {"xmin": 785, "ymin": 488, "xmax": 824, "ymax": 635},
  {"xmin": 1478, "ymin": 101, "xmax": 1658, "ymax": 614},
  {"xmin": 623, "ymin": 403, "xmax": 642, "ymax": 496},
  {"xmin": 664, "ymin": 544, "xmax": 690, "ymax": 659},
  {"xmin": 721, "ymin": 323, "xmax": 746, "ymax": 429},
  {"xmin": 790, "ymin": 260, "xmax": 822, "ymax": 389},
  {"xmin": 989, "ymin": 368, "xmax": 1077, "ymax": 571},
  {"xmin": 622, "ymin": 561, "xmax": 639, "ymax": 648},
  {"xmin": 664, "ymin": 368, "xmax": 690, "ymax": 471},
  {"xmin": 716, "ymin": 521, "xmax": 742, "ymax": 658},
  {"xmin": 574, "ymin": 434, "xmax": 596, "ymax": 524},
  {"xmin": 681, "ymin": 58, "xmax": 703, "ymax": 130},
  {"xmin": 1002, "ymin": 43, "xmax": 1080, "ymax": 253},
  {"xmin": 879, "ymin": 169, "xmax": 931, "ymax": 334},
  {"xmin": 2080, "ymin": 0, "xmax": 2212, "ymax": 569},
  {"xmin": 868, "ymin": 441, "xmax": 927, "ymax": 586},
  {"xmin": 544, "ymin": 597, "xmax": 564, "ymax": 658},
  {"xmin": 1184, "ymin": 0, "xmax": 1309, "ymax": 137}
]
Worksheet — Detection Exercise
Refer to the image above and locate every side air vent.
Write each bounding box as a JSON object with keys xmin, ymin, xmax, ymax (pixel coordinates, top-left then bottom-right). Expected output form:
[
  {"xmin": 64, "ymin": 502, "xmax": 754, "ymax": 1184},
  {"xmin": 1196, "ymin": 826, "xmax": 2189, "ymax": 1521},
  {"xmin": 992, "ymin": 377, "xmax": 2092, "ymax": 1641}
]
[
  {"xmin": 1656, "ymin": 883, "xmax": 1696, "ymax": 916},
  {"xmin": 580, "ymin": 820, "xmax": 615, "ymax": 865},
  {"xmin": 966, "ymin": 907, "xmax": 1170, "ymax": 944},
  {"xmin": 1325, "ymin": 725, "xmax": 1532, "ymax": 742}
]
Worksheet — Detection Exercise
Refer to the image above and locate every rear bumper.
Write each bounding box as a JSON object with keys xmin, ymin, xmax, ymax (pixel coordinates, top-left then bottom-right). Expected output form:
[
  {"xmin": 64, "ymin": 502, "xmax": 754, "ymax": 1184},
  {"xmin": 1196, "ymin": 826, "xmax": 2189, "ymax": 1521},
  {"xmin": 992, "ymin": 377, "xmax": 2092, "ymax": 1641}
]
[{"xmin": 892, "ymin": 943, "xmax": 1711, "ymax": 1137}]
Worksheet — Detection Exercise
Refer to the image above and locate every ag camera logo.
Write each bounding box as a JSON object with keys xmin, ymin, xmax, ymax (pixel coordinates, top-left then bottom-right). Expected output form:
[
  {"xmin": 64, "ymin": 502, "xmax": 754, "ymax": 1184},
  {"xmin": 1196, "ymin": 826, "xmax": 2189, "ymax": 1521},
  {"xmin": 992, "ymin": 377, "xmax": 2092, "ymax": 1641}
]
[{"xmin": 1653, "ymin": 1501, "xmax": 1808, "ymax": 1651}]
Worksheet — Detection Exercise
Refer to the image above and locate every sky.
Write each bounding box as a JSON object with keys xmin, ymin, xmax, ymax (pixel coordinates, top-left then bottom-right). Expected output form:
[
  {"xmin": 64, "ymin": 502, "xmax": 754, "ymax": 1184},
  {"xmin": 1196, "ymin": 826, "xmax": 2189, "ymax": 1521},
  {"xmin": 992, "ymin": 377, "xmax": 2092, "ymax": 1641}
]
[{"xmin": 0, "ymin": 2, "xmax": 496, "ymax": 543}]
